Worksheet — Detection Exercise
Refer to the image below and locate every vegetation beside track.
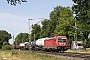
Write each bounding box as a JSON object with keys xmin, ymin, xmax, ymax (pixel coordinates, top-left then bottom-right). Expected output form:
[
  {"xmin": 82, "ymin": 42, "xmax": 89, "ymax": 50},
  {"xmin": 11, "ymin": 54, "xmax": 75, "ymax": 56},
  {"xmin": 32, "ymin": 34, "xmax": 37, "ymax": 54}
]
[
  {"xmin": 0, "ymin": 48, "xmax": 90, "ymax": 60},
  {"xmin": 0, "ymin": 50, "xmax": 65, "ymax": 60},
  {"xmin": 66, "ymin": 48, "xmax": 90, "ymax": 54}
]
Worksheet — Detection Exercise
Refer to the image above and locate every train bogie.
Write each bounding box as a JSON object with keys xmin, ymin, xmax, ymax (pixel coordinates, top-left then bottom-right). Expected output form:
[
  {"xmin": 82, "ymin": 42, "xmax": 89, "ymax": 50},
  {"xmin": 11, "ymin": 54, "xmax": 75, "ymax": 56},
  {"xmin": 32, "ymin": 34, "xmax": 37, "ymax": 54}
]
[{"xmin": 14, "ymin": 45, "xmax": 20, "ymax": 49}]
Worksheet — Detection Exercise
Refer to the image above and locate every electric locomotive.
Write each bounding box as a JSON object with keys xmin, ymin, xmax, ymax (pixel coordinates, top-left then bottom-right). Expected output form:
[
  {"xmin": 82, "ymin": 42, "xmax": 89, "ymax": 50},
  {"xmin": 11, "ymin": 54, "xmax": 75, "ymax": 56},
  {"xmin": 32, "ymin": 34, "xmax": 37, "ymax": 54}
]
[{"xmin": 44, "ymin": 36, "xmax": 68, "ymax": 52}]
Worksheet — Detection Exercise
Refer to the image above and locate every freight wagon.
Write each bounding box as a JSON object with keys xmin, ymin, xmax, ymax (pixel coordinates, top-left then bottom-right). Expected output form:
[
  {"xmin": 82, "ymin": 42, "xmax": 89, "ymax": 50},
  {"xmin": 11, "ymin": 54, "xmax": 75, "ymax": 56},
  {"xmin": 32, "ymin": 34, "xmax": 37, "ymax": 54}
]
[
  {"xmin": 30, "ymin": 37, "xmax": 49, "ymax": 51},
  {"xmin": 19, "ymin": 42, "xmax": 29, "ymax": 50}
]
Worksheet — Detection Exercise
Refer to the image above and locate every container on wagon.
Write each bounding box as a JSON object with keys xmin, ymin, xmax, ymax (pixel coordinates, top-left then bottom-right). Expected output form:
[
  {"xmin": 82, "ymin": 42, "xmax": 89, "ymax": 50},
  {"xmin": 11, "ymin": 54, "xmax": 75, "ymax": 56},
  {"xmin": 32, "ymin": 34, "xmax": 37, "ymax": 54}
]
[{"xmin": 36, "ymin": 37, "xmax": 50, "ymax": 47}]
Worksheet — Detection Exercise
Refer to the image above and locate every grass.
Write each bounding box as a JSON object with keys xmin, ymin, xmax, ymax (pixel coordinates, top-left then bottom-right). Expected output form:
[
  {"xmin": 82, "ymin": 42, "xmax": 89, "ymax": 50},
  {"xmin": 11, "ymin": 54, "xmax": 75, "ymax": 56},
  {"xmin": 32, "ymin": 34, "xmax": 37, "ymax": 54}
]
[
  {"xmin": 66, "ymin": 48, "xmax": 90, "ymax": 54},
  {"xmin": 0, "ymin": 50, "xmax": 65, "ymax": 60},
  {"xmin": 1, "ymin": 48, "xmax": 90, "ymax": 60}
]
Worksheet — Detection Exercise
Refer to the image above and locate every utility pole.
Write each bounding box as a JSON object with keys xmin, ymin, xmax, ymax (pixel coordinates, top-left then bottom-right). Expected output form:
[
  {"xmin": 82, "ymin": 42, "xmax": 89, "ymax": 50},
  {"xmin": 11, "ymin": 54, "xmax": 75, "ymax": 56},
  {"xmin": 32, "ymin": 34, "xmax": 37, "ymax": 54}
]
[
  {"xmin": 13, "ymin": 35, "xmax": 14, "ymax": 50},
  {"xmin": 75, "ymin": 17, "xmax": 77, "ymax": 51},
  {"xmin": 28, "ymin": 19, "xmax": 32, "ymax": 42},
  {"xmin": 28, "ymin": 19, "xmax": 31, "ymax": 51},
  {"xmin": 34, "ymin": 34, "xmax": 35, "ymax": 41}
]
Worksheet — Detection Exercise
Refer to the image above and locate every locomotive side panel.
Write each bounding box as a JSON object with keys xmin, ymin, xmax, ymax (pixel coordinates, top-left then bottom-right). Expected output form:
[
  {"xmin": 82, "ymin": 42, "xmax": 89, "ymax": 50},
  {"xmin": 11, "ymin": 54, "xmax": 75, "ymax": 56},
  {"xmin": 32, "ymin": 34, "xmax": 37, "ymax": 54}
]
[{"xmin": 44, "ymin": 38, "xmax": 55, "ymax": 49}]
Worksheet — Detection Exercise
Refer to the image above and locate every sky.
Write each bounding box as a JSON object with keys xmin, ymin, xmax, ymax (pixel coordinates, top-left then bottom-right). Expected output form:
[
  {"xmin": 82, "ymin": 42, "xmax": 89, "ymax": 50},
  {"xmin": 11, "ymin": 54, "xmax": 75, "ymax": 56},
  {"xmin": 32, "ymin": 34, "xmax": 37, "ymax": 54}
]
[{"xmin": 0, "ymin": 0, "xmax": 73, "ymax": 44}]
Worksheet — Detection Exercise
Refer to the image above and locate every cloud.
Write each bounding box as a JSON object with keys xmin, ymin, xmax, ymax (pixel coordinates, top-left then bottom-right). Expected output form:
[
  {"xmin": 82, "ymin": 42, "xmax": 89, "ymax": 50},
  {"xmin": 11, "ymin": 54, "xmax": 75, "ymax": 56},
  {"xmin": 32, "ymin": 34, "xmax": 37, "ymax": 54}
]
[
  {"xmin": 0, "ymin": 12, "xmax": 27, "ymax": 28},
  {"xmin": 0, "ymin": 12, "xmax": 30, "ymax": 44},
  {"xmin": 0, "ymin": 12, "xmax": 31, "ymax": 39}
]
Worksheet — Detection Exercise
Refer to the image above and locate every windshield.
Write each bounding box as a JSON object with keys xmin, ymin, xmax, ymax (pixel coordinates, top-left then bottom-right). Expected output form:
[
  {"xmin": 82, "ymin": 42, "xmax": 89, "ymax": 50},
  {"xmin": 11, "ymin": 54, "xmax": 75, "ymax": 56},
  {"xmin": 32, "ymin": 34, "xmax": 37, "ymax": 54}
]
[{"xmin": 58, "ymin": 38, "xmax": 66, "ymax": 42}]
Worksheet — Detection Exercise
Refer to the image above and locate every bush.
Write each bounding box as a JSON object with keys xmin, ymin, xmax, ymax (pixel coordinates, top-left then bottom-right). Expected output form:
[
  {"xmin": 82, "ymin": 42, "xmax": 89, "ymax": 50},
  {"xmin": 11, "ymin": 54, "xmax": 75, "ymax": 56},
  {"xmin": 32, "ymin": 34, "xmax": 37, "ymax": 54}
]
[
  {"xmin": 1, "ymin": 45, "xmax": 12, "ymax": 51},
  {"xmin": 3, "ymin": 42, "xmax": 8, "ymax": 46},
  {"xmin": 12, "ymin": 50, "xmax": 18, "ymax": 55}
]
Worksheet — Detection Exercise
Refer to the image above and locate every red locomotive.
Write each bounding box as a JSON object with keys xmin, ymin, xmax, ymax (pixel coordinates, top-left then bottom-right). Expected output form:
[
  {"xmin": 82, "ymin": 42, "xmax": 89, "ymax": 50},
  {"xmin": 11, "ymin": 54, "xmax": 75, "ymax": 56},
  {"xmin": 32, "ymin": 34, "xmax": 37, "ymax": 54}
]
[{"xmin": 44, "ymin": 36, "xmax": 68, "ymax": 52}]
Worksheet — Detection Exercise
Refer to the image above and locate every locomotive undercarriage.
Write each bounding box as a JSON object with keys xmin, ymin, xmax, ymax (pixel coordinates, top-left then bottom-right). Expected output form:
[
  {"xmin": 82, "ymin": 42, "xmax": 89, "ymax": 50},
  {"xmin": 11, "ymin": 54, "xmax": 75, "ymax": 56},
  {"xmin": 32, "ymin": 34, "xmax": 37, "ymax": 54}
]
[
  {"xmin": 43, "ymin": 46, "xmax": 68, "ymax": 52},
  {"xmin": 56, "ymin": 46, "xmax": 68, "ymax": 52}
]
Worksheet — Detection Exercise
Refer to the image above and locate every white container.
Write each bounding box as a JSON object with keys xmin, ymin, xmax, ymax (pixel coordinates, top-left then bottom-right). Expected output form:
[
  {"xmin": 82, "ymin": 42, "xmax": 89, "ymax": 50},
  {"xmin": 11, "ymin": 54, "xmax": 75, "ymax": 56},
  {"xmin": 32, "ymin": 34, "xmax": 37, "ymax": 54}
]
[
  {"xmin": 36, "ymin": 37, "xmax": 48, "ymax": 47},
  {"xmin": 19, "ymin": 43, "xmax": 25, "ymax": 47}
]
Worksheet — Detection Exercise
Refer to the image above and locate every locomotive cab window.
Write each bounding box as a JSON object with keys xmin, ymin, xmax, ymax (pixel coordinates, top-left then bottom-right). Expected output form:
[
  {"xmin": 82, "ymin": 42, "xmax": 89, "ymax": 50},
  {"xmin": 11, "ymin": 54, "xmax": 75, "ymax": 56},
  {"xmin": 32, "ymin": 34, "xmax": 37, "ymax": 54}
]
[{"xmin": 58, "ymin": 38, "xmax": 66, "ymax": 42}]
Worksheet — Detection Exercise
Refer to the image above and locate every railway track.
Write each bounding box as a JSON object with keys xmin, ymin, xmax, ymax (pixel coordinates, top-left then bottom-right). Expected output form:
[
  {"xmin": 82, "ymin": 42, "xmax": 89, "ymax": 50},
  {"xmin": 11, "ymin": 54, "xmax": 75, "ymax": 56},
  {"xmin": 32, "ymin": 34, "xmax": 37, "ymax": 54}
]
[{"xmin": 31, "ymin": 51, "xmax": 90, "ymax": 60}]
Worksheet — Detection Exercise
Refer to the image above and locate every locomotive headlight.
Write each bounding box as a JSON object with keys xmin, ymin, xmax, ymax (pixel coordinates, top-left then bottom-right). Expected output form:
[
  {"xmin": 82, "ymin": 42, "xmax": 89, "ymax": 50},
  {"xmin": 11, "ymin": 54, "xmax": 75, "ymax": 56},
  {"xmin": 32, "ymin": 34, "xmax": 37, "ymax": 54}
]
[
  {"xmin": 64, "ymin": 43, "xmax": 65, "ymax": 45},
  {"xmin": 59, "ymin": 43, "xmax": 61, "ymax": 45}
]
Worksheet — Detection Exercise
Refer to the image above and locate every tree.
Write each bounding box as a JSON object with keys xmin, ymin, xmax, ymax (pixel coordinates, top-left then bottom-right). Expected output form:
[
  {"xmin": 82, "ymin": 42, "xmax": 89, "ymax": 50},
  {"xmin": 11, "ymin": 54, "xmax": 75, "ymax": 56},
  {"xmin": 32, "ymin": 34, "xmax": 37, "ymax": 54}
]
[
  {"xmin": 15, "ymin": 33, "xmax": 29, "ymax": 45},
  {"xmin": 3, "ymin": 42, "xmax": 8, "ymax": 46},
  {"xmin": 41, "ymin": 11, "xmax": 61, "ymax": 38},
  {"xmin": 0, "ymin": 30, "xmax": 11, "ymax": 48},
  {"xmin": 7, "ymin": 0, "xmax": 27, "ymax": 6},
  {"xmin": 72, "ymin": 0, "xmax": 90, "ymax": 38},
  {"xmin": 31, "ymin": 24, "xmax": 41, "ymax": 41},
  {"xmin": 1, "ymin": 42, "xmax": 12, "ymax": 51},
  {"xmin": 49, "ymin": 6, "xmax": 75, "ymax": 37},
  {"xmin": 53, "ymin": 7, "xmax": 74, "ymax": 48},
  {"xmin": 40, "ymin": 19, "xmax": 51, "ymax": 38},
  {"xmin": 54, "ymin": 7, "xmax": 74, "ymax": 36},
  {"xmin": 72, "ymin": 0, "xmax": 90, "ymax": 49},
  {"xmin": 41, "ymin": 6, "xmax": 74, "ymax": 39},
  {"xmin": 72, "ymin": 0, "xmax": 90, "ymax": 22},
  {"xmin": 40, "ymin": 6, "xmax": 75, "ymax": 48},
  {"xmin": 49, "ymin": 6, "xmax": 62, "ymax": 37}
]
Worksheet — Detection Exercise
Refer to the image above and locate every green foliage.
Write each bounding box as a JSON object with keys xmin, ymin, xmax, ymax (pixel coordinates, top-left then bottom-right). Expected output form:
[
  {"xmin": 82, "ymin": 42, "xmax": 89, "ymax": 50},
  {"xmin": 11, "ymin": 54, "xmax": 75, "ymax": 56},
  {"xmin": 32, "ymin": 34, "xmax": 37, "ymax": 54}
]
[
  {"xmin": 1, "ymin": 42, "xmax": 12, "ymax": 51},
  {"xmin": 81, "ymin": 40, "xmax": 87, "ymax": 50},
  {"xmin": 72, "ymin": 0, "xmax": 90, "ymax": 21},
  {"xmin": 87, "ymin": 38, "xmax": 90, "ymax": 48},
  {"xmin": 40, "ymin": 19, "xmax": 51, "ymax": 38},
  {"xmin": 54, "ymin": 7, "xmax": 74, "ymax": 37},
  {"xmin": 72, "ymin": 0, "xmax": 90, "ymax": 48},
  {"xmin": 0, "ymin": 30, "xmax": 11, "ymax": 49},
  {"xmin": 49, "ymin": 6, "xmax": 62, "ymax": 37},
  {"xmin": 72, "ymin": 0, "xmax": 90, "ymax": 39},
  {"xmin": 15, "ymin": 33, "xmax": 29, "ymax": 45},
  {"xmin": 1, "ymin": 45, "xmax": 12, "ymax": 51},
  {"xmin": 31, "ymin": 24, "xmax": 41, "ymax": 40},
  {"xmin": 40, "ymin": 6, "xmax": 74, "ymax": 38},
  {"xmin": 12, "ymin": 50, "xmax": 18, "ymax": 55},
  {"xmin": 3, "ymin": 42, "xmax": 8, "ymax": 46}
]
